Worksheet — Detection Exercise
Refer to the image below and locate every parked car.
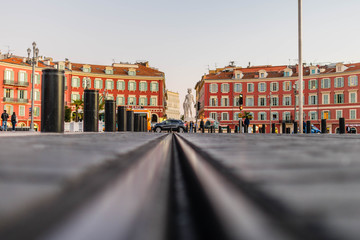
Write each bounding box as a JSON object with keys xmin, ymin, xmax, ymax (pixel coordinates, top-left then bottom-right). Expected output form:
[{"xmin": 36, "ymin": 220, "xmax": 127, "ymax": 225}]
[{"xmin": 153, "ymin": 119, "xmax": 186, "ymax": 133}]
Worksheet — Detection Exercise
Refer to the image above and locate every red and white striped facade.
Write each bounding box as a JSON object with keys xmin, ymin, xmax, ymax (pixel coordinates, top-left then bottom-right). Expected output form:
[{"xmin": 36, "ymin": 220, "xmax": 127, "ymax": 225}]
[
  {"xmin": 0, "ymin": 55, "xmax": 166, "ymax": 130},
  {"xmin": 195, "ymin": 63, "xmax": 360, "ymax": 133}
]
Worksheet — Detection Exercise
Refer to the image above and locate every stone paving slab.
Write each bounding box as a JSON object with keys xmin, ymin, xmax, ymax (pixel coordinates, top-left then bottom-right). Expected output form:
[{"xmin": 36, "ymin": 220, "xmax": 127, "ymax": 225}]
[
  {"xmin": 0, "ymin": 132, "xmax": 165, "ymax": 225},
  {"xmin": 181, "ymin": 133, "xmax": 360, "ymax": 240}
]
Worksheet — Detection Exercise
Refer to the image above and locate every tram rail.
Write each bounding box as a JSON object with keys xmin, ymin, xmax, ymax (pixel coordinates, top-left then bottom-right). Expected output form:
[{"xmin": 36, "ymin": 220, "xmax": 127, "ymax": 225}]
[{"xmin": 0, "ymin": 133, "xmax": 340, "ymax": 240}]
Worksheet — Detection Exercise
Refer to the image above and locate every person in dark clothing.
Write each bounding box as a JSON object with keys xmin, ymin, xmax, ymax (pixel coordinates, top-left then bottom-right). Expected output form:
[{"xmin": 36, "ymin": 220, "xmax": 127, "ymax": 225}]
[
  {"xmin": 11, "ymin": 112, "xmax": 17, "ymax": 131},
  {"xmin": 244, "ymin": 116, "xmax": 250, "ymax": 133},
  {"xmin": 1, "ymin": 110, "xmax": 9, "ymax": 131}
]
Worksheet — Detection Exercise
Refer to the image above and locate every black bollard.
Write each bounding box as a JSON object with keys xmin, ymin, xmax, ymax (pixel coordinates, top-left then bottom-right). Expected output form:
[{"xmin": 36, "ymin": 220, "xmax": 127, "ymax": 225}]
[
  {"xmin": 83, "ymin": 89, "xmax": 99, "ymax": 132},
  {"xmin": 294, "ymin": 122, "xmax": 298, "ymax": 134},
  {"xmin": 253, "ymin": 124, "xmax": 256, "ymax": 133},
  {"xmin": 134, "ymin": 114, "xmax": 140, "ymax": 132},
  {"xmin": 117, "ymin": 106, "xmax": 127, "ymax": 131},
  {"xmin": 321, "ymin": 119, "xmax": 327, "ymax": 134},
  {"xmin": 139, "ymin": 115, "xmax": 144, "ymax": 132},
  {"xmin": 219, "ymin": 126, "xmax": 222, "ymax": 133},
  {"xmin": 306, "ymin": 120, "xmax": 311, "ymax": 134},
  {"xmin": 262, "ymin": 124, "xmax": 266, "ymax": 133},
  {"xmin": 272, "ymin": 123, "xmax": 276, "ymax": 133},
  {"xmin": 41, "ymin": 69, "xmax": 64, "ymax": 132},
  {"xmin": 282, "ymin": 122, "xmax": 286, "ymax": 134},
  {"xmin": 235, "ymin": 126, "xmax": 238, "ymax": 133},
  {"xmin": 339, "ymin": 118, "xmax": 345, "ymax": 134},
  {"xmin": 105, "ymin": 100, "xmax": 116, "ymax": 132},
  {"xmin": 126, "ymin": 110, "xmax": 134, "ymax": 131}
]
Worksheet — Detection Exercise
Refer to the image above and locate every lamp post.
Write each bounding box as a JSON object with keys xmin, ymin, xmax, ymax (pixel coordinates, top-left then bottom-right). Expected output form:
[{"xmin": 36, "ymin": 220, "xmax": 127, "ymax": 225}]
[
  {"xmin": 268, "ymin": 92, "xmax": 272, "ymax": 131},
  {"xmin": 27, "ymin": 42, "xmax": 39, "ymax": 132},
  {"xmin": 293, "ymin": 83, "xmax": 298, "ymax": 122},
  {"xmin": 298, "ymin": 0, "xmax": 304, "ymax": 133}
]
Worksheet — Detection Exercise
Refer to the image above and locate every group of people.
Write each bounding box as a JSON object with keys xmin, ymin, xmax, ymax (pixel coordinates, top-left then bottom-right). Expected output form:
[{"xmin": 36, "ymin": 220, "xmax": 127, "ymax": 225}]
[
  {"xmin": 184, "ymin": 121, "xmax": 197, "ymax": 133},
  {"xmin": 1, "ymin": 110, "xmax": 17, "ymax": 131}
]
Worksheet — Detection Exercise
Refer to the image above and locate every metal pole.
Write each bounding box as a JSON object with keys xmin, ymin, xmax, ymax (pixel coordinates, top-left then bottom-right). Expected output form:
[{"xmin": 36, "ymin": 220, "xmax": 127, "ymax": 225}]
[
  {"xmin": 30, "ymin": 43, "xmax": 36, "ymax": 131},
  {"xmin": 298, "ymin": 0, "xmax": 304, "ymax": 133},
  {"xmin": 269, "ymin": 93, "xmax": 272, "ymax": 132}
]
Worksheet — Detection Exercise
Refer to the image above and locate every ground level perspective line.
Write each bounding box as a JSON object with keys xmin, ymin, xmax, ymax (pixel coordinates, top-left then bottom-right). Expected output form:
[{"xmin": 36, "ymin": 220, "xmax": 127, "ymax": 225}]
[{"xmin": 0, "ymin": 133, "xmax": 359, "ymax": 240}]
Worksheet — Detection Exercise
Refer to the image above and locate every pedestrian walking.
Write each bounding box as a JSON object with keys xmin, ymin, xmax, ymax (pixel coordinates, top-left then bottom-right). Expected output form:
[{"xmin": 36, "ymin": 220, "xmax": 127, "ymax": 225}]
[
  {"xmin": 1, "ymin": 110, "xmax": 9, "ymax": 131},
  {"xmin": 190, "ymin": 121, "xmax": 194, "ymax": 133},
  {"xmin": 244, "ymin": 116, "xmax": 250, "ymax": 133},
  {"xmin": 11, "ymin": 112, "xmax": 17, "ymax": 131}
]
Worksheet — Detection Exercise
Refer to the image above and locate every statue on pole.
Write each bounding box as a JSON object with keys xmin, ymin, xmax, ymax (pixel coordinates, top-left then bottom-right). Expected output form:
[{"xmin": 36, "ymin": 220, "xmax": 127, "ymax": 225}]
[{"xmin": 183, "ymin": 88, "xmax": 196, "ymax": 121}]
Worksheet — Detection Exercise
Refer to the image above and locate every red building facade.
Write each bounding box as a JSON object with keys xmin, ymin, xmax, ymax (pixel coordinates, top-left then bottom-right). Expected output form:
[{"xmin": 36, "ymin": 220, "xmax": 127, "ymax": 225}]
[
  {"xmin": 0, "ymin": 56, "xmax": 166, "ymax": 130},
  {"xmin": 195, "ymin": 63, "xmax": 360, "ymax": 133}
]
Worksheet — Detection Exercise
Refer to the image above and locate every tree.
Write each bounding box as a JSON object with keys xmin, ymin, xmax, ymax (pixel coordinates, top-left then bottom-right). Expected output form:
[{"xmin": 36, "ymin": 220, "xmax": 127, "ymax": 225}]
[
  {"xmin": 65, "ymin": 106, "xmax": 71, "ymax": 122},
  {"xmin": 71, "ymin": 100, "xmax": 83, "ymax": 122}
]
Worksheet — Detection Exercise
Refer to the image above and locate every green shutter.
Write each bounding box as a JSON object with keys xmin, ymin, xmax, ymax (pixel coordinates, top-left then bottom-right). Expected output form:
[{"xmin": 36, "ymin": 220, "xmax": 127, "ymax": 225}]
[
  {"xmin": 334, "ymin": 78, "xmax": 338, "ymax": 88},
  {"xmin": 144, "ymin": 82, "xmax": 148, "ymax": 91},
  {"xmin": 77, "ymin": 78, "xmax": 80, "ymax": 87},
  {"xmin": 25, "ymin": 73, "xmax": 28, "ymax": 82},
  {"xmin": 11, "ymin": 71, "xmax": 14, "ymax": 80},
  {"xmin": 321, "ymin": 79, "xmax": 324, "ymax": 88},
  {"xmin": 308, "ymin": 80, "xmax": 311, "ymax": 89},
  {"xmin": 144, "ymin": 97, "xmax": 147, "ymax": 106},
  {"xmin": 24, "ymin": 90, "xmax": 28, "ymax": 99},
  {"xmin": 315, "ymin": 80, "xmax": 318, "ymax": 89},
  {"xmin": 111, "ymin": 81, "xmax": 114, "ymax": 90},
  {"xmin": 334, "ymin": 94, "xmax": 337, "ymax": 104},
  {"xmin": 283, "ymin": 82, "xmax": 286, "ymax": 91},
  {"xmin": 155, "ymin": 82, "xmax": 158, "ymax": 91}
]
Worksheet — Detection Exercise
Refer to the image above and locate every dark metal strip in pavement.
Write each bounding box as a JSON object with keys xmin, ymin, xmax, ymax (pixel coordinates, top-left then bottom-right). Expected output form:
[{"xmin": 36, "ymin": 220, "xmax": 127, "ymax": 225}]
[
  {"xmin": 0, "ymin": 134, "xmax": 171, "ymax": 240},
  {"xmin": 174, "ymin": 133, "xmax": 341, "ymax": 240}
]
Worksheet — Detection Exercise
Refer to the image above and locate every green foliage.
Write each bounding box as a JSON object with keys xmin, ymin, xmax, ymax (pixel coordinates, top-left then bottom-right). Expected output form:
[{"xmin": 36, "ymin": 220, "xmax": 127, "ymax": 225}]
[
  {"xmin": 65, "ymin": 106, "xmax": 71, "ymax": 122},
  {"xmin": 71, "ymin": 100, "xmax": 84, "ymax": 122}
]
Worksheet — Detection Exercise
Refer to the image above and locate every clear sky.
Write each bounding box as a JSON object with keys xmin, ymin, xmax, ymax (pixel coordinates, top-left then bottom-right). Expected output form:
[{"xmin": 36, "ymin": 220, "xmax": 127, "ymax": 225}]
[{"xmin": 1, "ymin": 0, "xmax": 360, "ymax": 112}]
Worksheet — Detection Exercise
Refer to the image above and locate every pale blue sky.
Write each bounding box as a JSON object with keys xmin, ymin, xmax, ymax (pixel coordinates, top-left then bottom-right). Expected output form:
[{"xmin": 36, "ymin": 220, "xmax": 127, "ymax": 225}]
[{"xmin": 1, "ymin": 0, "xmax": 360, "ymax": 106}]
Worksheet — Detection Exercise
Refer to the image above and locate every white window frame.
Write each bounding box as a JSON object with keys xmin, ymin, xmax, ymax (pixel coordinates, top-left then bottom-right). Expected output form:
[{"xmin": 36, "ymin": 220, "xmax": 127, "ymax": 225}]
[
  {"xmin": 349, "ymin": 92, "xmax": 357, "ymax": 103},
  {"xmin": 350, "ymin": 109, "xmax": 356, "ymax": 120},
  {"xmin": 246, "ymin": 96, "xmax": 254, "ymax": 107},
  {"xmin": 234, "ymin": 83, "xmax": 242, "ymax": 93},
  {"xmin": 117, "ymin": 80, "xmax": 125, "ymax": 90},
  {"xmin": 221, "ymin": 112, "xmax": 229, "ymax": 121},
  {"xmin": 19, "ymin": 105, "xmax": 25, "ymax": 116},
  {"xmin": 221, "ymin": 96, "xmax": 229, "ymax": 107},
  {"xmin": 336, "ymin": 110, "xmax": 343, "ymax": 119},
  {"xmin": 150, "ymin": 96, "xmax": 157, "ymax": 106},
  {"xmin": 210, "ymin": 96, "xmax": 218, "ymax": 107},
  {"xmin": 221, "ymin": 83, "xmax": 230, "ymax": 93},
  {"xmin": 209, "ymin": 83, "xmax": 218, "ymax": 93},
  {"xmin": 322, "ymin": 94, "xmax": 329, "ymax": 105},
  {"xmin": 247, "ymin": 83, "xmax": 254, "ymax": 93},
  {"xmin": 258, "ymin": 82, "xmax": 266, "ymax": 92},
  {"xmin": 270, "ymin": 82, "xmax": 278, "ymax": 92},
  {"xmin": 258, "ymin": 96, "xmax": 266, "ymax": 106}
]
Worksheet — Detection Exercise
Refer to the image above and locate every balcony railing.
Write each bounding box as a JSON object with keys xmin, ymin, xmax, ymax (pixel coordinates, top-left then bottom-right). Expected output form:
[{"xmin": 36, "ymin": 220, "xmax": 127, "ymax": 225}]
[
  {"xmin": 3, "ymin": 97, "xmax": 29, "ymax": 103},
  {"xmin": 3, "ymin": 79, "xmax": 29, "ymax": 87}
]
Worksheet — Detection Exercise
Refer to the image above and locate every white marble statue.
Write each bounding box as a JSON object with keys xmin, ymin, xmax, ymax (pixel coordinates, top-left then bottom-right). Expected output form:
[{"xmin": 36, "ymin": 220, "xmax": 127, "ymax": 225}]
[{"xmin": 183, "ymin": 88, "xmax": 196, "ymax": 121}]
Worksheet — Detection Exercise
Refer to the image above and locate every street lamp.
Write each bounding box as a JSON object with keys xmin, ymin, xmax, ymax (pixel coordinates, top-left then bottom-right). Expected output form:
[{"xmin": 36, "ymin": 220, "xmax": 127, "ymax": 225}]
[
  {"xmin": 293, "ymin": 83, "xmax": 298, "ymax": 122},
  {"xmin": 298, "ymin": 0, "xmax": 304, "ymax": 133},
  {"xmin": 268, "ymin": 93, "xmax": 272, "ymax": 131},
  {"xmin": 27, "ymin": 42, "xmax": 39, "ymax": 131}
]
